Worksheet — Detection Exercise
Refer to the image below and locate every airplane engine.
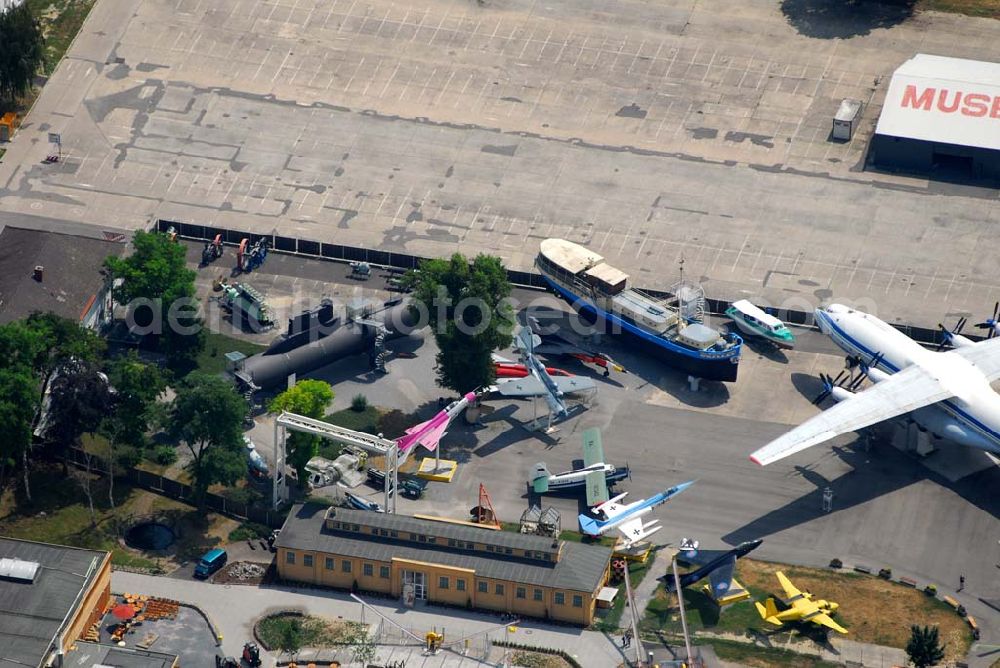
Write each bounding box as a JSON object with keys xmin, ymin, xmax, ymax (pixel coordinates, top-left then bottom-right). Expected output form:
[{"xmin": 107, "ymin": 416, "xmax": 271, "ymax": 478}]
[
  {"xmin": 910, "ymin": 406, "xmax": 1000, "ymax": 452},
  {"xmin": 819, "ymin": 600, "xmax": 838, "ymax": 612}
]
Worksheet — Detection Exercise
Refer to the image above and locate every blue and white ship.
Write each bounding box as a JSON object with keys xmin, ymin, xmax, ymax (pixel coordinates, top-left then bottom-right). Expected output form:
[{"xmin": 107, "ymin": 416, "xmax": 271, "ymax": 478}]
[{"xmin": 536, "ymin": 239, "xmax": 742, "ymax": 382}]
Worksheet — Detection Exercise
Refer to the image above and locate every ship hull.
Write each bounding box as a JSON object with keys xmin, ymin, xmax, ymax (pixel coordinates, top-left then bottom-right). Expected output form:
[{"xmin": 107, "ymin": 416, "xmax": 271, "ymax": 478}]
[{"xmin": 543, "ymin": 277, "xmax": 740, "ymax": 382}]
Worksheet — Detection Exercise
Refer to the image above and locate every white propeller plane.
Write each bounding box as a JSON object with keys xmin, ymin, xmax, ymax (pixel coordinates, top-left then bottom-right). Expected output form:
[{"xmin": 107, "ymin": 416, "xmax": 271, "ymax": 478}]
[{"xmin": 751, "ymin": 303, "xmax": 1000, "ymax": 466}]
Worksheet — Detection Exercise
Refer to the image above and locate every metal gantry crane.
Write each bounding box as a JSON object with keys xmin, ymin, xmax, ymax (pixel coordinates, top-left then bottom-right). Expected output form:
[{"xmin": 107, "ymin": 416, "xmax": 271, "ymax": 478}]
[{"xmin": 273, "ymin": 411, "xmax": 400, "ymax": 512}]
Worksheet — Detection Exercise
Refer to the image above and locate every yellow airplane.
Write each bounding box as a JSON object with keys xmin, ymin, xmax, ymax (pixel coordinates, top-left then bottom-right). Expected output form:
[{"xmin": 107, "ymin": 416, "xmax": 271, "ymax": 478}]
[{"xmin": 754, "ymin": 571, "xmax": 847, "ymax": 635}]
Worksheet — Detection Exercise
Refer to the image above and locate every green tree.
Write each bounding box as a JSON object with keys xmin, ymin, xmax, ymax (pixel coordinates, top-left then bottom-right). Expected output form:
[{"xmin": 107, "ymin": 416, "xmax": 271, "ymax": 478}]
[
  {"xmin": 0, "ymin": 314, "xmax": 103, "ymax": 502},
  {"xmin": 269, "ymin": 380, "xmax": 333, "ymax": 483},
  {"xmin": 0, "ymin": 3, "xmax": 44, "ymax": 104},
  {"xmin": 104, "ymin": 231, "xmax": 204, "ymax": 368},
  {"xmin": 409, "ymin": 253, "xmax": 514, "ymax": 393},
  {"xmin": 0, "ymin": 367, "xmax": 38, "ymax": 492},
  {"xmin": 105, "ymin": 352, "xmax": 166, "ymax": 449},
  {"xmin": 168, "ymin": 373, "xmax": 247, "ymax": 508},
  {"xmin": 276, "ymin": 618, "xmax": 302, "ymax": 658},
  {"xmin": 44, "ymin": 359, "xmax": 114, "ymax": 454},
  {"xmin": 906, "ymin": 625, "xmax": 945, "ymax": 668},
  {"xmin": 102, "ymin": 352, "xmax": 167, "ymax": 508}
]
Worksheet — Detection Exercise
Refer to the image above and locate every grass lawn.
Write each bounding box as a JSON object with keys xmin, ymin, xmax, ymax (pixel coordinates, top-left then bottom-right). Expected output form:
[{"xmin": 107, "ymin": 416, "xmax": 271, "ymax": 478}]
[
  {"xmin": 256, "ymin": 613, "xmax": 364, "ymax": 649},
  {"xmin": 593, "ymin": 557, "xmax": 652, "ymax": 633},
  {"xmin": 918, "ymin": 0, "xmax": 1000, "ymax": 18},
  {"xmin": 0, "ymin": 463, "xmax": 238, "ymax": 568},
  {"xmin": 190, "ymin": 331, "xmax": 266, "ymax": 377},
  {"xmin": 704, "ymin": 638, "xmax": 844, "ymax": 668},
  {"xmin": 25, "ymin": 0, "xmax": 97, "ymax": 75},
  {"xmin": 644, "ymin": 558, "xmax": 971, "ymax": 662}
]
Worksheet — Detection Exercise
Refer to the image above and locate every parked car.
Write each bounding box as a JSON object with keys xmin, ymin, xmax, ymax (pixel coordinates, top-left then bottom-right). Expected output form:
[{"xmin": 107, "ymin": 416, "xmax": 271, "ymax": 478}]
[{"xmin": 193, "ymin": 548, "xmax": 228, "ymax": 579}]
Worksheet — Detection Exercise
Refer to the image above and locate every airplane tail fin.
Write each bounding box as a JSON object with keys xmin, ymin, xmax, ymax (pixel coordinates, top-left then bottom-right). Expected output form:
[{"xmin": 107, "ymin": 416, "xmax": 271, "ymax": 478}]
[
  {"xmin": 531, "ymin": 463, "xmax": 550, "ymax": 493},
  {"xmin": 754, "ymin": 600, "xmax": 768, "ymax": 620},
  {"xmin": 578, "ymin": 514, "xmax": 603, "ymax": 536},
  {"xmin": 766, "ymin": 598, "xmax": 778, "ymax": 618}
]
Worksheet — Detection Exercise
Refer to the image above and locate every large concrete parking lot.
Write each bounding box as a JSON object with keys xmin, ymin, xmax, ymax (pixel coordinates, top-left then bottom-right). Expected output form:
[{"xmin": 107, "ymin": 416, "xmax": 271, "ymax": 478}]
[{"xmin": 1, "ymin": 0, "xmax": 999, "ymax": 327}]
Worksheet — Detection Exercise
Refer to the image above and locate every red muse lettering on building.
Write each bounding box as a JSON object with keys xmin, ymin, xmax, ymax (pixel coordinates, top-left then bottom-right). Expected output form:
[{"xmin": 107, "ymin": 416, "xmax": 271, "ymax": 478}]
[{"xmin": 900, "ymin": 84, "xmax": 1000, "ymax": 118}]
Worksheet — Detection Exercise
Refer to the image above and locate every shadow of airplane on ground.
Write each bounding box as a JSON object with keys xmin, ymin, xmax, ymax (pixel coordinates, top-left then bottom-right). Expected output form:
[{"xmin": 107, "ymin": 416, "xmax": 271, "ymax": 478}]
[{"xmin": 722, "ymin": 438, "xmax": 999, "ymax": 547}]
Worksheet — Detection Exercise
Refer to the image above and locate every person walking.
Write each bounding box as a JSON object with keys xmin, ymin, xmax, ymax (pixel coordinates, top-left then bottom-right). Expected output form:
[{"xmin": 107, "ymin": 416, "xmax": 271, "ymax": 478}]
[{"xmin": 959, "ymin": 575, "xmax": 966, "ymax": 591}]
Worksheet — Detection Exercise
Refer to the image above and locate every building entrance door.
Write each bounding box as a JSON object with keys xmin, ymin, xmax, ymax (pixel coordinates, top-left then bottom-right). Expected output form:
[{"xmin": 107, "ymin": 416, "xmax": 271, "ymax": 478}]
[{"xmin": 402, "ymin": 570, "xmax": 426, "ymax": 600}]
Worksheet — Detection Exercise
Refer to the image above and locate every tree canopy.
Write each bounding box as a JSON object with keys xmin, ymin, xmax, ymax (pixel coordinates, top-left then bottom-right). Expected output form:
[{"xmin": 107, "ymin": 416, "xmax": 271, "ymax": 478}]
[
  {"xmin": 44, "ymin": 359, "xmax": 115, "ymax": 450},
  {"xmin": 906, "ymin": 625, "xmax": 945, "ymax": 668},
  {"xmin": 409, "ymin": 253, "xmax": 514, "ymax": 393},
  {"xmin": 0, "ymin": 314, "xmax": 104, "ymax": 501},
  {"xmin": 269, "ymin": 380, "xmax": 333, "ymax": 483},
  {"xmin": 168, "ymin": 373, "xmax": 247, "ymax": 507},
  {"xmin": 104, "ymin": 352, "xmax": 166, "ymax": 449},
  {"xmin": 104, "ymin": 230, "xmax": 204, "ymax": 367},
  {"xmin": 0, "ymin": 3, "xmax": 44, "ymax": 103}
]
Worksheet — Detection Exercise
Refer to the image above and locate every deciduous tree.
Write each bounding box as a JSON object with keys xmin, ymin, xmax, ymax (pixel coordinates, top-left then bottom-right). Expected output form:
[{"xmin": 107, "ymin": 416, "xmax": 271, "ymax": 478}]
[
  {"xmin": 269, "ymin": 380, "xmax": 333, "ymax": 483},
  {"xmin": 168, "ymin": 373, "xmax": 247, "ymax": 508},
  {"xmin": 0, "ymin": 4, "xmax": 44, "ymax": 103},
  {"xmin": 104, "ymin": 231, "xmax": 204, "ymax": 368},
  {"xmin": 409, "ymin": 253, "xmax": 514, "ymax": 393}
]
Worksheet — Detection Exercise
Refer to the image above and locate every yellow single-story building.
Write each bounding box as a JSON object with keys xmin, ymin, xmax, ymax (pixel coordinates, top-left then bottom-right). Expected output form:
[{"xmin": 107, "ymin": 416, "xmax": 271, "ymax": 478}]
[{"xmin": 275, "ymin": 504, "xmax": 613, "ymax": 625}]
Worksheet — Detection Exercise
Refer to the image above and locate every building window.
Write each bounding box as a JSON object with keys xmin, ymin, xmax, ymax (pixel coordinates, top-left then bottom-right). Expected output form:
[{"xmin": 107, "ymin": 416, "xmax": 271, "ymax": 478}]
[
  {"xmin": 380, "ymin": 566, "xmax": 390, "ymax": 579},
  {"xmin": 448, "ymin": 539, "xmax": 456, "ymax": 547},
  {"xmin": 505, "ymin": 548, "xmax": 512, "ymax": 555},
  {"xmin": 285, "ymin": 551, "xmax": 295, "ymax": 565},
  {"xmin": 391, "ymin": 531, "xmax": 398, "ymax": 538},
  {"xmin": 303, "ymin": 554, "xmax": 313, "ymax": 568},
  {"xmin": 410, "ymin": 533, "xmax": 417, "ymax": 540},
  {"xmin": 456, "ymin": 579, "xmax": 466, "ymax": 591},
  {"xmin": 342, "ymin": 560, "xmax": 352, "ymax": 573},
  {"xmin": 478, "ymin": 581, "xmax": 488, "ymax": 593},
  {"xmin": 572, "ymin": 595, "xmax": 583, "ymax": 608},
  {"xmin": 363, "ymin": 563, "xmax": 373, "ymax": 577},
  {"xmin": 516, "ymin": 587, "xmax": 526, "ymax": 599},
  {"xmin": 486, "ymin": 545, "xmax": 494, "ymax": 552},
  {"xmin": 555, "ymin": 592, "xmax": 565, "ymax": 605},
  {"xmin": 439, "ymin": 576, "xmax": 449, "ymax": 589},
  {"xmin": 418, "ymin": 535, "xmax": 427, "ymax": 543},
  {"xmin": 495, "ymin": 584, "xmax": 504, "ymax": 596},
  {"xmin": 533, "ymin": 589, "xmax": 543, "ymax": 601},
  {"xmin": 325, "ymin": 558, "xmax": 334, "ymax": 570}
]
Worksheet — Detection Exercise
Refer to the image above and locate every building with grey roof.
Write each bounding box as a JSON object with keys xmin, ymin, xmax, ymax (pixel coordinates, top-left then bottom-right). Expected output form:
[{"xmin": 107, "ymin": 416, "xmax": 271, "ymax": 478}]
[
  {"xmin": 64, "ymin": 642, "xmax": 177, "ymax": 668},
  {"xmin": 0, "ymin": 537, "xmax": 112, "ymax": 668},
  {"xmin": 0, "ymin": 227, "xmax": 122, "ymax": 328},
  {"xmin": 275, "ymin": 504, "xmax": 613, "ymax": 625}
]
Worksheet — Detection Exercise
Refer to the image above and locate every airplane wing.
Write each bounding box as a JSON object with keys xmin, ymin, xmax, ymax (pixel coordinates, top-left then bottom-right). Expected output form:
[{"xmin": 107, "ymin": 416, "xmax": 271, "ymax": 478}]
[
  {"xmin": 750, "ymin": 364, "xmax": 955, "ymax": 465},
  {"xmin": 551, "ymin": 376, "xmax": 596, "ymax": 394},
  {"xmin": 952, "ymin": 337, "xmax": 1000, "ymax": 382},
  {"xmin": 495, "ymin": 377, "xmax": 546, "ymax": 397},
  {"xmin": 585, "ymin": 470, "xmax": 609, "ymax": 506},
  {"xmin": 581, "ymin": 428, "xmax": 604, "ymax": 467},
  {"xmin": 678, "ymin": 548, "xmax": 730, "ymax": 568},
  {"xmin": 403, "ymin": 418, "xmax": 432, "ymax": 436},
  {"xmin": 776, "ymin": 571, "xmax": 803, "ymax": 600},
  {"xmin": 616, "ymin": 516, "xmax": 644, "ymax": 541},
  {"xmin": 806, "ymin": 611, "xmax": 848, "ymax": 635},
  {"xmin": 596, "ymin": 500, "xmax": 623, "ymax": 519},
  {"xmin": 706, "ymin": 556, "xmax": 736, "ymax": 598}
]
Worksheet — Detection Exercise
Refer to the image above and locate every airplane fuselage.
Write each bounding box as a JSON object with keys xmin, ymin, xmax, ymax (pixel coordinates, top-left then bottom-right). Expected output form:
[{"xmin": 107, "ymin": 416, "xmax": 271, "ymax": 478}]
[{"xmin": 815, "ymin": 304, "xmax": 1000, "ymax": 453}]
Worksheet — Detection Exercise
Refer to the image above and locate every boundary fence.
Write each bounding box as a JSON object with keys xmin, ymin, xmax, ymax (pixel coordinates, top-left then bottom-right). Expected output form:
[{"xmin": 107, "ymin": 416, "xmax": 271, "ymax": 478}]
[
  {"xmin": 156, "ymin": 219, "xmax": 945, "ymax": 345},
  {"xmin": 64, "ymin": 447, "xmax": 286, "ymax": 528}
]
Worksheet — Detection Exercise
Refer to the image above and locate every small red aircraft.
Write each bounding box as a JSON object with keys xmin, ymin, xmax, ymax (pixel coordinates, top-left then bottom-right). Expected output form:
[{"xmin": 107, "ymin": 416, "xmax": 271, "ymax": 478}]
[{"xmin": 494, "ymin": 361, "xmax": 571, "ymax": 378}]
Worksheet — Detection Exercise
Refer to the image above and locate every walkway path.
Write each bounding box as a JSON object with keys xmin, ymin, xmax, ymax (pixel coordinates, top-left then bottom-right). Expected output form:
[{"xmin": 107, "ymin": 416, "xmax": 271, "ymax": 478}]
[{"xmin": 112, "ymin": 572, "xmax": 631, "ymax": 668}]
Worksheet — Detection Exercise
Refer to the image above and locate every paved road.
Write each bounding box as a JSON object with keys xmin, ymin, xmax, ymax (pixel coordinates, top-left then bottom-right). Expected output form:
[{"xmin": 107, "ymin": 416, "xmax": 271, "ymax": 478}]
[
  {"xmin": 112, "ymin": 571, "xmax": 631, "ymax": 667},
  {"xmin": 1, "ymin": 0, "xmax": 1000, "ymax": 327}
]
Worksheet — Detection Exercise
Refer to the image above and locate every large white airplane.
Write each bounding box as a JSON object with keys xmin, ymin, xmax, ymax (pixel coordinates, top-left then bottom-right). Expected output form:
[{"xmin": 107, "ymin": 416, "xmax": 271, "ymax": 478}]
[{"xmin": 750, "ymin": 303, "xmax": 1000, "ymax": 466}]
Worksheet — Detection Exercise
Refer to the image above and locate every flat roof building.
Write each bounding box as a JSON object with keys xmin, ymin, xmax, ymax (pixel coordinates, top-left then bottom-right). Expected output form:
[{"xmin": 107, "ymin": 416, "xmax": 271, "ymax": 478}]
[
  {"xmin": 0, "ymin": 538, "xmax": 112, "ymax": 668},
  {"xmin": 870, "ymin": 54, "xmax": 1000, "ymax": 181},
  {"xmin": 275, "ymin": 504, "xmax": 613, "ymax": 625}
]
